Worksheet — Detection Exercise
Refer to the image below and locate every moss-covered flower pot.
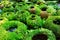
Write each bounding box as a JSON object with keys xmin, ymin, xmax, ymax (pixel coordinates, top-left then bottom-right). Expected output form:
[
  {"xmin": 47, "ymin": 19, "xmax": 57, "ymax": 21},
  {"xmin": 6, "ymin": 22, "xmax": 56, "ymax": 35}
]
[
  {"xmin": 2, "ymin": 12, "xmax": 18, "ymax": 21},
  {"xmin": 29, "ymin": 5, "xmax": 41, "ymax": 16},
  {"xmin": 46, "ymin": 6, "xmax": 57, "ymax": 16},
  {"xmin": 44, "ymin": 16, "xmax": 60, "ymax": 36},
  {"xmin": 16, "ymin": 10, "xmax": 30, "ymax": 23},
  {"xmin": 0, "ymin": 21, "xmax": 27, "ymax": 40},
  {"xmin": 26, "ymin": 14, "xmax": 43, "ymax": 29},
  {"xmin": 25, "ymin": 28, "xmax": 56, "ymax": 40}
]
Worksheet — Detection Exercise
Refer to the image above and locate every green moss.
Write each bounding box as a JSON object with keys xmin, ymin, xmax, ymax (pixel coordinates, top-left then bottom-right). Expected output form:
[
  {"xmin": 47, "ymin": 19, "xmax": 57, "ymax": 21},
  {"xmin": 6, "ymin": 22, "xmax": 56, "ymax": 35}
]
[
  {"xmin": 0, "ymin": 27, "xmax": 8, "ymax": 40},
  {"xmin": 2, "ymin": 12, "xmax": 18, "ymax": 21},
  {"xmin": 0, "ymin": 17, "xmax": 8, "ymax": 25},
  {"xmin": 0, "ymin": 0, "xmax": 59, "ymax": 40},
  {"xmin": 17, "ymin": 10, "xmax": 30, "ymax": 23},
  {"xmin": 44, "ymin": 16, "xmax": 60, "ymax": 36},
  {"xmin": 0, "ymin": 27, "xmax": 19, "ymax": 40},
  {"xmin": 46, "ymin": 1, "xmax": 57, "ymax": 5},
  {"xmin": 0, "ymin": 21, "xmax": 27, "ymax": 40},
  {"xmin": 0, "ymin": 1, "xmax": 17, "ymax": 12},
  {"xmin": 26, "ymin": 14, "xmax": 43, "ymax": 29},
  {"xmin": 29, "ymin": 5, "xmax": 41, "ymax": 16},
  {"xmin": 35, "ymin": 5, "xmax": 41, "ymax": 16},
  {"xmin": 57, "ymin": 10, "xmax": 60, "ymax": 16},
  {"xmin": 2, "ymin": 6, "xmax": 14, "ymax": 12},
  {"xmin": 46, "ymin": 6, "xmax": 57, "ymax": 16},
  {"xmin": 25, "ymin": 28, "xmax": 56, "ymax": 40}
]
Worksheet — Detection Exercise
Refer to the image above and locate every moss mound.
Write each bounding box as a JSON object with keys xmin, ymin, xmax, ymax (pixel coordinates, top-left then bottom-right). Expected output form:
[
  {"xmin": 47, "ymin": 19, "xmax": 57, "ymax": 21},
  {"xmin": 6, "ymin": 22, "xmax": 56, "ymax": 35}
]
[
  {"xmin": 44, "ymin": 16, "xmax": 60, "ymax": 36},
  {"xmin": 0, "ymin": 21, "xmax": 27, "ymax": 40},
  {"xmin": 25, "ymin": 28, "xmax": 56, "ymax": 40},
  {"xmin": 26, "ymin": 14, "xmax": 43, "ymax": 29},
  {"xmin": 2, "ymin": 12, "xmax": 18, "ymax": 21}
]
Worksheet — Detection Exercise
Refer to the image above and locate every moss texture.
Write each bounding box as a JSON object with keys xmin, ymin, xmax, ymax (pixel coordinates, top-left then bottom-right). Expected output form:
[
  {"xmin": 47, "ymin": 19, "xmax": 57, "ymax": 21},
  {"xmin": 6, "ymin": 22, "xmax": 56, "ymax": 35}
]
[
  {"xmin": 0, "ymin": 21, "xmax": 27, "ymax": 40},
  {"xmin": 16, "ymin": 10, "xmax": 30, "ymax": 23},
  {"xmin": 44, "ymin": 16, "xmax": 60, "ymax": 36},
  {"xmin": 0, "ymin": 17, "xmax": 8, "ymax": 25},
  {"xmin": 2, "ymin": 12, "xmax": 18, "ymax": 21},
  {"xmin": 26, "ymin": 14, "xmax": 43, "ymax": 29},
  {"xmin": 46, "ymin": 6, "xmax": 57, "ymax": 16},
  {"xmin": 25, "ymin": 28, "xmax": 56, "ymax": 40}
]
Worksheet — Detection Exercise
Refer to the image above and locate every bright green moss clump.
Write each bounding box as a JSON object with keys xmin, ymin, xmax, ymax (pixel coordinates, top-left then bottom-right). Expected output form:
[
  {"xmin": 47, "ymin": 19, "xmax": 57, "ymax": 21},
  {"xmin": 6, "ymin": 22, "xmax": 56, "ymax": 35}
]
[
  {"xmin": 0, "ymin": 27, "xmax": 20, "ymax": 40},
  {"xmin": 25, "ymin": 28, "xmax": 56, "ymax": 40},
  {"xmin": 2, "ymin": 12, "xmax": 18, "ymax": 21},
  {"xmin": 46, "ymin": 6, "xmax": 57, "ymax": 16},
  {"xmin": 0, "ymin": 21, "xmax": 27, "ymax": 40},
  {"xmin": 0, "ymin": 17, "xmax": 8, "ymax": 25}
]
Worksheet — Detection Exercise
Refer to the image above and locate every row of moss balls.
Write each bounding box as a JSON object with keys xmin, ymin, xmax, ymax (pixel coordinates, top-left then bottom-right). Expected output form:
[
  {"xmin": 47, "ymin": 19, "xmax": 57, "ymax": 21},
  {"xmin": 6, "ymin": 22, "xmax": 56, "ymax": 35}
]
[
  {"xmin": 0, "ymin": 21, "xmax": 56, "ymax": 40},
  {"xmin": 0, "ymin": 16, "xmax": 56, "ymax": 40},
  {"xmin": 0, "ymin": 16, "xmax": 57, "ymax": 40},
  {"xmin": 0, "ymin": 0, "xmax": 60, "ymax": 40}
]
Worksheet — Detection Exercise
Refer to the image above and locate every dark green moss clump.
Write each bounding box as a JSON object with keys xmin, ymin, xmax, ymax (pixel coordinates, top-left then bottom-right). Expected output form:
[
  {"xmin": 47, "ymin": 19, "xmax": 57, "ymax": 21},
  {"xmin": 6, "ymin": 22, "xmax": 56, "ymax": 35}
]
[
  {"xmin": 44, "ymin": 16, "xmax": 60, "ymax": 36},
  {"xmin": 26, "ymin": 14, "xmax": 43, "ymax": 29},
  {"xmin": 16, "ymin": 10, "xmax": 30, "ymax": 23}
]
